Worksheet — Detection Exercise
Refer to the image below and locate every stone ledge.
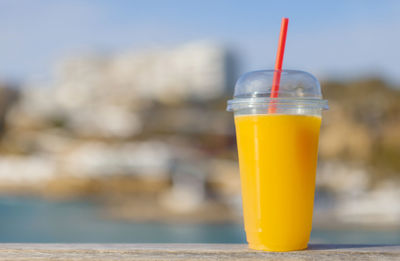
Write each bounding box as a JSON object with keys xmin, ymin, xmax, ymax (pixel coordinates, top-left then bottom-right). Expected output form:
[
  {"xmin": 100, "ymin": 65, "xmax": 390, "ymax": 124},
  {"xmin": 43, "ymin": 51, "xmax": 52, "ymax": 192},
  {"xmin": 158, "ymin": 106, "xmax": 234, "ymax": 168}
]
[{"xmin": 0, "ymin": 244, "xmax": 398, "ymax": 260}]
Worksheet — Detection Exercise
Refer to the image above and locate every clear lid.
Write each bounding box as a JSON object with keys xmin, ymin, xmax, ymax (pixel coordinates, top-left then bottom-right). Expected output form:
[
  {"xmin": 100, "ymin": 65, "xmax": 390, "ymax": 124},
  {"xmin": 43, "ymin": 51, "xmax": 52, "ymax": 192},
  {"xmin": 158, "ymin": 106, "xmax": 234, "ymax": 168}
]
[{"xmin": 227, "ymin": 70, "xmax": 328, "ymax": 111}]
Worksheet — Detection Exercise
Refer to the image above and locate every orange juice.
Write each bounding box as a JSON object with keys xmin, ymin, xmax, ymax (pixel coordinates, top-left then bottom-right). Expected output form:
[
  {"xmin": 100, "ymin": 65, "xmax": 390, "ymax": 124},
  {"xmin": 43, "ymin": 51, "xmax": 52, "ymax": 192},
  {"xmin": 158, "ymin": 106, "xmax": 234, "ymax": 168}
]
[{"xmin": 234, "ymin": 114, "xmax": 321, "ymax": 251}]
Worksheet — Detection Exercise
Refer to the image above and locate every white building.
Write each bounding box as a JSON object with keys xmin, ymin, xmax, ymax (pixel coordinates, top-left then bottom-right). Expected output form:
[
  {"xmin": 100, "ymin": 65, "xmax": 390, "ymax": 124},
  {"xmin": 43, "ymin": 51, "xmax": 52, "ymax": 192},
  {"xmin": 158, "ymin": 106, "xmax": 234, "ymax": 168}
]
[
  {"xmin": 54, "ymin": 41, "xmax": 233, "ymax": 107},
  {"xmin": 9, "ymin": 42, "xmax": 234, "ymax": 138}
]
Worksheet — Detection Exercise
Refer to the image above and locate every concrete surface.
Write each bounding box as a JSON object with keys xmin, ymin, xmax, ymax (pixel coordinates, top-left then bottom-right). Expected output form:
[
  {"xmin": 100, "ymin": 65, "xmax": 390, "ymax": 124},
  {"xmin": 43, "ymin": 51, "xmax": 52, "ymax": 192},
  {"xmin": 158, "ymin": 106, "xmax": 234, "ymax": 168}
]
[{"xmin": 0, "ymin": 244, "xmax": 398, "ymax": 260}]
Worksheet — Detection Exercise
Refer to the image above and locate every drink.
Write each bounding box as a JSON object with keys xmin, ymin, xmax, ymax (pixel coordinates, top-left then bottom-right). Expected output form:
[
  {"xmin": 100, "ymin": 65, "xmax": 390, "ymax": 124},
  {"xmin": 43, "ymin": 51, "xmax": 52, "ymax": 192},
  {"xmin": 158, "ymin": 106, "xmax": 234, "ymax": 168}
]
[
  {"xmin": 235, "ymin": 114, "xmax": 321, "ymax": 251},
  {"xmin": 227, "ymin": 70, "xmax": 328, "ymax": 251}
]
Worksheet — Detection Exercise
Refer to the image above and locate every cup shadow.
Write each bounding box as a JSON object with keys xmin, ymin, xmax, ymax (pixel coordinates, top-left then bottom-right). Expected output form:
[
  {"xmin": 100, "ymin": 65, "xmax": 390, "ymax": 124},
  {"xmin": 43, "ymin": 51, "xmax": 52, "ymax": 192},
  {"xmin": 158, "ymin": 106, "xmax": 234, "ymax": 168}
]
[{"xmin": 307, "ymin": 244, "xmax": 396, "ymax": 251}]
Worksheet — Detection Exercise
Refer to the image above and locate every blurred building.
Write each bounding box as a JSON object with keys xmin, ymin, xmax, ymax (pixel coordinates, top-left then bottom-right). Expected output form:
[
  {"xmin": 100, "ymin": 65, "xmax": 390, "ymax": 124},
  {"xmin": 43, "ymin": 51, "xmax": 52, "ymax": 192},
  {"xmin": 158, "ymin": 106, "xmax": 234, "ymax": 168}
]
[
  {"xmin": 0, "ymin": 42, "xmax": 240, "ymax": 222},
  {"xmin": 9, "ymin": 42, "xmax": 235, "ymax": 138}
]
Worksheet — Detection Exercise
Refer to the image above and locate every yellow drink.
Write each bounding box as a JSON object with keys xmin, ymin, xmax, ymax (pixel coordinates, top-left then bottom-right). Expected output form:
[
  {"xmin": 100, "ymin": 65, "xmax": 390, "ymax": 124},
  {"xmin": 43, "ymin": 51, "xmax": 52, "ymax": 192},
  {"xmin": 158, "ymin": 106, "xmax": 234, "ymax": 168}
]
[{"xmin": 234, "ymin": 114, "xmax": 321, "ymax": 251}]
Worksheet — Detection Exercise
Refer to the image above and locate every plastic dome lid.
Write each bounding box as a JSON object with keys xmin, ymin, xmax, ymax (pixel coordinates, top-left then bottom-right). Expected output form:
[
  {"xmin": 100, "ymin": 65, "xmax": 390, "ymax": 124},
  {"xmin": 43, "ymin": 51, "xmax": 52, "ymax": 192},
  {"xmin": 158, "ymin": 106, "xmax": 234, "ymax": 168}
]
[{"xmin": 227, "ymin": 70, "xmax": 328, "ymax": 111}]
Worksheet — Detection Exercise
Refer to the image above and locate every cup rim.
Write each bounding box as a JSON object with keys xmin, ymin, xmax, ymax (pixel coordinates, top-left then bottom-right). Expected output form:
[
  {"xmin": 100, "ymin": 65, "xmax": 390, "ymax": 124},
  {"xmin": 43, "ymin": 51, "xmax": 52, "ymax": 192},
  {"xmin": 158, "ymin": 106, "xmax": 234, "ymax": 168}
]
[{"xmin": 226, "ymin": 97, "xmax": 329, "ymax": 111}]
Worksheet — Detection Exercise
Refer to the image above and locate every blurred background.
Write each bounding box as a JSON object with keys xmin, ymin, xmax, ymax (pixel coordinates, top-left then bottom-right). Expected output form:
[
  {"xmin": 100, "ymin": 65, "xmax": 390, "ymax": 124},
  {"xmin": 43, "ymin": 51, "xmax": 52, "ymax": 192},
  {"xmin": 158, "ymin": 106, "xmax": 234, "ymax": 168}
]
[{"xmin": 0, "ymin": 0, "xmax": 400, "ymax": 244}]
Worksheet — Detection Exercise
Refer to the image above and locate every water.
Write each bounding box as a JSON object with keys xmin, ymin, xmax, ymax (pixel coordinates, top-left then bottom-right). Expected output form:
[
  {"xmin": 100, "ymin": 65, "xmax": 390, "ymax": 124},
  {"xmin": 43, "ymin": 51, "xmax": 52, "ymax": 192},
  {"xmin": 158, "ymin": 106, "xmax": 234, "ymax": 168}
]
[{"xmin": 0, "ymin": 197, "xmax": 399, "ymax": 244}]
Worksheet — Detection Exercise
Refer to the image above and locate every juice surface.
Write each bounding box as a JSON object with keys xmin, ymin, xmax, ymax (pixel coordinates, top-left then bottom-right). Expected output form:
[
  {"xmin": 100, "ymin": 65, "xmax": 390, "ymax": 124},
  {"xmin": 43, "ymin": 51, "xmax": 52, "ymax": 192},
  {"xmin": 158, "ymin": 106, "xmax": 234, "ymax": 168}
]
[{"xmin": 234, "ymin": 114, "xmax": 321, "ymax": 251}]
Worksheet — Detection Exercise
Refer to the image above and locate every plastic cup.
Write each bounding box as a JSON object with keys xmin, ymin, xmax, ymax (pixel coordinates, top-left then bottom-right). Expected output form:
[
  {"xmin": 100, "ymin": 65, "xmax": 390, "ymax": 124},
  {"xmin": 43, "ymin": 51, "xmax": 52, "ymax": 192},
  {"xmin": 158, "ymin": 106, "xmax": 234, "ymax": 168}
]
[{"xmin": 227, "ymin": 70, "xmax": 328, "ymax": 251}]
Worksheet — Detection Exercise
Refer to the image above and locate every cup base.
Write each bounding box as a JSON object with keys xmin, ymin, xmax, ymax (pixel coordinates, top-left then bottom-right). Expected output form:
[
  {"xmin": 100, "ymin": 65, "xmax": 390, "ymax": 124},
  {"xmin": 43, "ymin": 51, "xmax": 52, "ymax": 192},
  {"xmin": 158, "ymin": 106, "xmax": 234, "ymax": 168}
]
[{"xmin": 248, "ymin": 243, "xmax": 308, "ymax": 252}]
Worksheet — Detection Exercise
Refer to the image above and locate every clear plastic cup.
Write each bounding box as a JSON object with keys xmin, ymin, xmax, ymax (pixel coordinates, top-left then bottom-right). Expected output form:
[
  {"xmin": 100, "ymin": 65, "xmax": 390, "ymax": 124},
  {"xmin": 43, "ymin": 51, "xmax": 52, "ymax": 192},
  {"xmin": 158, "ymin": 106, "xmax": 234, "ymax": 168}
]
[{"xmin": 227, "ymin": 70, "xmax": 328, "ymax": 251}]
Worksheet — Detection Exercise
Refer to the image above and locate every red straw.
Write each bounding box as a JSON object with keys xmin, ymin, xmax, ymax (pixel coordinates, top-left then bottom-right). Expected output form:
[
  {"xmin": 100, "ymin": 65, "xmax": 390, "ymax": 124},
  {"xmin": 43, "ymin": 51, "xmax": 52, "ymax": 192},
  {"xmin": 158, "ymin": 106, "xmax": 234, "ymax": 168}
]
[{"xmin": 269, "ymin": 18, "xmax": 289, "ymax": 113}]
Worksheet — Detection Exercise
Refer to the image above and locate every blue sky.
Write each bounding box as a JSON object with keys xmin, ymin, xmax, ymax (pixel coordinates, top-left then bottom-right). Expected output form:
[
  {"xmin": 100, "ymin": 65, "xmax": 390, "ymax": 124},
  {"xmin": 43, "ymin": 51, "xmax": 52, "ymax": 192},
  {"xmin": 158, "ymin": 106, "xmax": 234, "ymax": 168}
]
[{"xmin": 1, "ymin": 0, "xmax": 400, "ymax": 83}]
